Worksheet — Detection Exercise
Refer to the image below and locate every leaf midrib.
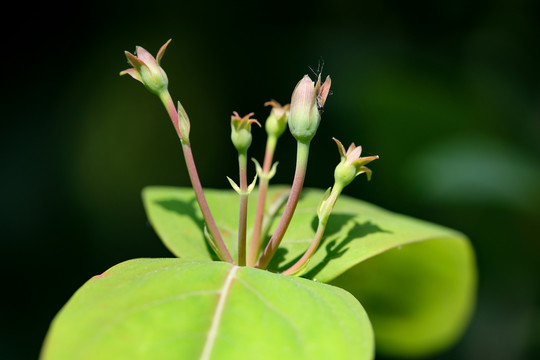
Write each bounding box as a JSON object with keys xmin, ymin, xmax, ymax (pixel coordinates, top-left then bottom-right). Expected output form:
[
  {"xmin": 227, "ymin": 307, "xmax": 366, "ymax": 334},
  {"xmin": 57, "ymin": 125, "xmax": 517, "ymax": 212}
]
[{"xmin": 199, "ymin": 265, "xmax": 239, "ymax": 360}]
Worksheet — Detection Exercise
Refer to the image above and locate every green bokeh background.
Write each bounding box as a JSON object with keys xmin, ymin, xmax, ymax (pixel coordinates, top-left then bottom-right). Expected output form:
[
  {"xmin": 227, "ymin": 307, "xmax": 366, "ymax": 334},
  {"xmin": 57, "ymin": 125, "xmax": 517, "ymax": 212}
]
[{"xmin": 3, "ymin": 0, "xmax": 539, "ymax": 358}]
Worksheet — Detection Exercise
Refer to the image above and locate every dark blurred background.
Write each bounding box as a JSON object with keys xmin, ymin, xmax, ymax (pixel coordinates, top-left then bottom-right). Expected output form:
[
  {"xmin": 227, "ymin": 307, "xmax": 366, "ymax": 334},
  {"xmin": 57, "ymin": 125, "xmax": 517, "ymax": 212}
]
[{"xmin": 3, "ymin": 0, "xmax": 539, "ymax": 358}]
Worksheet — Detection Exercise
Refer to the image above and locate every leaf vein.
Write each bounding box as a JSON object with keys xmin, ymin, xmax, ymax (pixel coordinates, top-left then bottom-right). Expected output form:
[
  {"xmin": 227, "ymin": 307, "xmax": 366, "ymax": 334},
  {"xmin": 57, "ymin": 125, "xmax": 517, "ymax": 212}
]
[
  {"xmin": 199, "ymin": 265, "xmax": 239, "ymax": 360},
  {"xmin": 235, "ymin": 277, "xmax": 307, "ymax": 353}
]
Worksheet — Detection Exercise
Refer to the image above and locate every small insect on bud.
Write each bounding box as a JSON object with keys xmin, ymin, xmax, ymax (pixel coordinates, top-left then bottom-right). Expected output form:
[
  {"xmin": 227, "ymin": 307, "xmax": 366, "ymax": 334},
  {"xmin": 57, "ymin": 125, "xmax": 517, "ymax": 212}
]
[
  {"xmin": 288, "ymin": 74, "xmax": 331, "ymax": 144},
  {"xmin": 333, "ymin": 138, "xmax": 379, "ymax": 187},
  {"xmin": 120, "ymin": 40, "xmax": 171, "ymax": 96},
  {"xmin": 264, "ymin": 100, "xmax": 290, "ymax": 139},
  {"xmin": 230, "ymin": 112, "xmax": 261, "ymax": 153}
]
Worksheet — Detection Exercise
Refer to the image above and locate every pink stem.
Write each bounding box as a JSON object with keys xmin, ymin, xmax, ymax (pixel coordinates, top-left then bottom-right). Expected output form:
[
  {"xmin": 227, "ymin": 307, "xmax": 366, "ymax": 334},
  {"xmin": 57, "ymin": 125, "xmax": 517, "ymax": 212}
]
[
  {"xmin": 281, "ymin": 185, "xmax": 342, "ymax": 275},
  {"xmin": 281, "ymin": 224, "xmax": 325, "ymax": 275},
  {"xmin": 255, "ymin": 141, "xmax": 310, "ymax": 269},
  {"xmin": 247, "ymin": 136, "xmax": 277, "ymax": 266},
  {"xmin": 160, "ymin": 91, "xmax": 234, "ymax": 263},
  {"xmin": 237, "ymin": 153, "xmax": 248, "ymax": 266}
]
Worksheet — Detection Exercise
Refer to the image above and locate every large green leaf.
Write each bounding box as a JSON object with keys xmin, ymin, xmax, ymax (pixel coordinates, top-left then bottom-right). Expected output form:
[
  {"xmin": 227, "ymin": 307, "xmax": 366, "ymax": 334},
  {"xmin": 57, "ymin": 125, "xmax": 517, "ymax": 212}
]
[
  {"xmin": 41, "ymin": 259, "xmax": 373, "ymax": 360},
  {"xmin": 329, "ymin": 238, "xmax": 475, "ymax": 358},
  {"xmin": 143, "ymin": 186, "xmax": 476, "ymax": 357}
]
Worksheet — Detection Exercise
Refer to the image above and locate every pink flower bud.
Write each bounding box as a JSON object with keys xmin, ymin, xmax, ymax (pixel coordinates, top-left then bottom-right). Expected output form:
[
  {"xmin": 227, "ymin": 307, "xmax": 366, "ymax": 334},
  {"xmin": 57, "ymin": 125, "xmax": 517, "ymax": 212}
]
[
  {"xmin": 333, "ymin": 138, "xmax": 379, "ymax": 185},
  {"xmin": 230, "ymin": 112, "xmax": 261, "ymax": 153},
  {"xmin": 264, "ymin": 100, "xmax": 290, "ymax": 138},
  {"xmin": 120, "ymin": 40, "xmax": 171, "ymax": 96},
  {"xmin": 288, "ymin": 74, "xmax": 331, "ymax": 143}
]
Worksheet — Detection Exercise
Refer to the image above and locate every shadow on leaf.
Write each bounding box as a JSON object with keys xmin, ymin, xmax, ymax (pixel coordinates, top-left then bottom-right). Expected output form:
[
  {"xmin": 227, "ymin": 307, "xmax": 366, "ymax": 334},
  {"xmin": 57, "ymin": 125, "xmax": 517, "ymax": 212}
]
[
  {"xmin": 154, "ymin": 198, "xmax": 219, "ymax": 260},
  {"xmin": 271, "ymin": 213, "xmax": 356, "ymax": 273},
  {"xmin": 301, "ymin": 218, "xmax": 392, "ymax": 279},
  {"xmin": 270, "ymin": 247, "xmax": 290, "ymax": 271}
]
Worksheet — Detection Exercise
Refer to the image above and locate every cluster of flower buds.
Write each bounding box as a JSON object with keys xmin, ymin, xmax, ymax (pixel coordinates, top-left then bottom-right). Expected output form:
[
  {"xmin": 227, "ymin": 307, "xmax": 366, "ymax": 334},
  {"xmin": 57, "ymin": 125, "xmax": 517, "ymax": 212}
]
[{"xmin": 121, "ymin": 40, "xmax": 378, "ymax": 273}]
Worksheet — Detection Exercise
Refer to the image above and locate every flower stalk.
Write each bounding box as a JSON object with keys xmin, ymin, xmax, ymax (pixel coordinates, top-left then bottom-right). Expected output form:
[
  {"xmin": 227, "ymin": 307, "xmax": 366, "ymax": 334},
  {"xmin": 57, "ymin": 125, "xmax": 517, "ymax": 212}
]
[
  {"xmin": 281, "ymin": 184, "xmax": 343, "ymax": 276},
  {"xmin": 255, "ymin": 141, "xmax": 310, "ymax": 269},
  {"xmin": 120, "ymin": 40, "xmax": 380, "ymax": 272},
  {"xmin": 255, "ymin": 74, "xmax": 331, "ymax": 270},
  {"xmin": 230, "ymin": 112, "xmax": 260, "ymax": 266},
  {"xmin": 237, "ymin": 152, "xmax": 249, "ymax": 266},
  {"xmin": 121, "ymin": 41, "xmax": 233, "ymax": 263},
  {"xmin": 281, "ymin": 138, "xmax": 378, "ymax": 275},
  {"xmin": 247, "ymin": 101, "xmax": 289, "ymax": 266},
  {"xmin": 181, "ymin": 142, "xmax": 234, "ymax": 263},
  {"xmin": 246, "ymin": 136, "xmax": 276, "ymax": 266}
]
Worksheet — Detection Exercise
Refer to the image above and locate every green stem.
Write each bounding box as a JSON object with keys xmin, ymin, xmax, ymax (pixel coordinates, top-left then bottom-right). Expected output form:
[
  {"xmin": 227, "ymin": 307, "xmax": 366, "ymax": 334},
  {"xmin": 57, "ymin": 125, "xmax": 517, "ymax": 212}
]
[
  {"xmin": 237, "ymin": 152, "xmax": 248, "ymax": 266},
  {"xmin": 247, "ymin": 135, "xmax": 277, "ymax": 266},
  {"xmin": 159, "ymin": 91, "xmax": 234, "ymax": 263},
  {"xmin": 255, "ymin": 141, "xmax": 310, "ymax": 269},
  {"xmin": 281, "ymin": 184, "xmax": 343, "ymax": 275}
]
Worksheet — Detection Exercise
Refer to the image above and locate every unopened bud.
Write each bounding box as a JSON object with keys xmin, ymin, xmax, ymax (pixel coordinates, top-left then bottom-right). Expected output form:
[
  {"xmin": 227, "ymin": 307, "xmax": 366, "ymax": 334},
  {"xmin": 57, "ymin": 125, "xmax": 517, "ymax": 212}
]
[
  {"xmin": 333, "ymin": 138, "xmax": 379, "ymax": 187},
  {"xmin": 264, "ymin": 100, "xmax": 289, "ymax": 139},
  {"xmin": 120, "ymin": 40, "xmax": 171, "ymax": 96},
  {"xmin": 288, "ymin": 74, "xmax": 331, "ymax": 144},
  {"xmin": 231, "ymin": 112, "xmax": 260, "ymax": 153}
]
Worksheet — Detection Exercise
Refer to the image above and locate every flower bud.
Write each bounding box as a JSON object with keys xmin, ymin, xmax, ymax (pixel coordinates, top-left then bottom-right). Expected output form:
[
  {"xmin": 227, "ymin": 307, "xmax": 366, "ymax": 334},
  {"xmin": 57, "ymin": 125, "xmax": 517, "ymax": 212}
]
[
  {"xmin": 120, "ymin": 40, "xmax": 171, "ymax": 96},
  {"xmin": 264, "ymin": 100, "xmax": 289, "ymax": 139},
  {"xmin": 333, "ymin": 138, "xmax": 379, "ymax": 187},
  {"xmin": 288, "ymin": 74, "xmax": 331, "ymax": 144},
  {"xmin": 230, "ymin": 112, "xmax": 261, "ymax": 153}
]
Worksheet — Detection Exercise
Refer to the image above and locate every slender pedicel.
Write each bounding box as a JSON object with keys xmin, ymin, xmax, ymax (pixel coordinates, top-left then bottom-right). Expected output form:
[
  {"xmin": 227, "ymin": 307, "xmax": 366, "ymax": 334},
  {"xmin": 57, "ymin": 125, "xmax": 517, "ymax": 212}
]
[
  {"xmin": 255, "ymin": 141, "xmax": 310, "ymax": 269},
  {"xmin": 247, "ymin": 137, "xmax": 276, "ymax": 266},
  {"xmin": 255, "ymin": 74, "xmax": 331, "ymax": 269},
  {"xmin": 237, "ymin": 153, "xmax": 249, "ymax": 266},
  {"xmin": 282, "ymin": 138, "xmax": 378, "ymax": 275},
  {"xmin": 181, "ymin": 141, "xmax": 234, "ymax": 263},
  {"xmin": 258, "ymin": 188, "xmax": 290, "ymax": 250},
  {"xmin": 247, "ymin": 101, "xmax": 289, "ymax": 266},
  {"xmin": 121, "ymin": 41, "xmax": 233, "ymax": 263},
  {"xmin": 281, "ymin": 185, "xmax": 342, "ymax": 275},
  {"xmin": 230, "ymin": 112, "xmax": 260, "ymax": 266}
]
